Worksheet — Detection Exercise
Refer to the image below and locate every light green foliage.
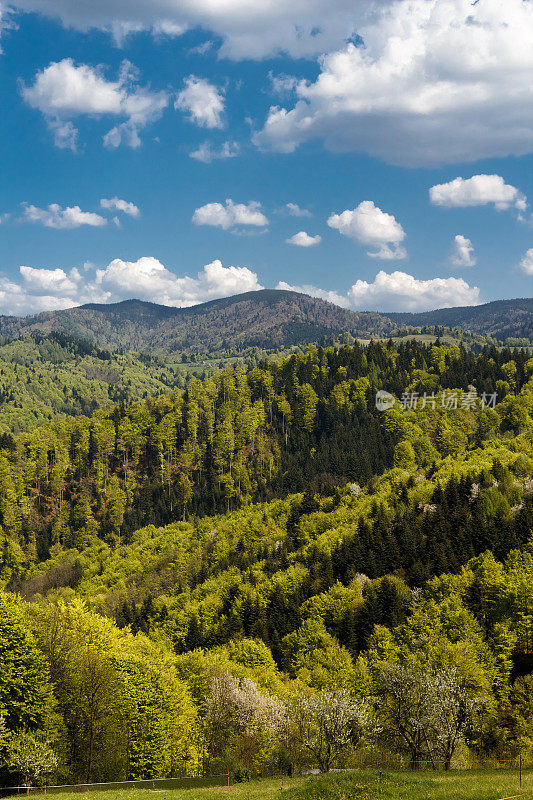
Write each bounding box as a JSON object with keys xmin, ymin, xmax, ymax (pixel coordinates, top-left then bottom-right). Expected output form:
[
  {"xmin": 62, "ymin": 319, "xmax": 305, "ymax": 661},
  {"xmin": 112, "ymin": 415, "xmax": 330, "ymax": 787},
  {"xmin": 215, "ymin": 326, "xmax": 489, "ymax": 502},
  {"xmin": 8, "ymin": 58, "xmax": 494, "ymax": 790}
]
[
  {"xmin": 0, "ymin": 335, "xmax": 186, "ymax": 434},
  {"xmin": 0, "ymin": 594, "xmax": 53, "ymax": 732},
  {"xmin": 0, "ymin": 339, "xmax": 531, "ymax": 783},
  {"xmin": 26, "ymin": 599, "xmax": 200, "ymax": 783}
]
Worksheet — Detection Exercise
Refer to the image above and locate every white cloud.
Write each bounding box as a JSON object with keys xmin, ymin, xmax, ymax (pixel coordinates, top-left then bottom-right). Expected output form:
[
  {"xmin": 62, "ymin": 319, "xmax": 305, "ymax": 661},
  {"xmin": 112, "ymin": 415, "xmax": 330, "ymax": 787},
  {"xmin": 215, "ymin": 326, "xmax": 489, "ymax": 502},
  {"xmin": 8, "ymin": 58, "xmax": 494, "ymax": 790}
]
[
  {"xmin": 190, "ymin": 140, "xmax": 239, "ymax": 163},
  {"xmin": 192, "ymin": 199, "xmax": 269, "ymax": 230},
  {"xmin": 280, "ymin": 270, "xmax": 480, "ymax": 312},
  {"xmin": 175, "ymin": 77, "xmax": 225, "ymax": 129},
  {"xmin": 0, "ymin": 259, "xmax": 483, "ymax": 317},
  {"xmin": 286, "ymin": 231, "xmax": 321, "ymax": 247},
  {"xmin": 100, "ymin": 197, "xmax": 140, "ymax": 217},
  {"xmin": 255, "ymin": 0, "xmax": 533, "ymax": 167},
  {"xmin": 95, "ymin": 257, "xmax": 263, "ymax": 305},
  {"xmin": 0, "ymin": 265, "xmax": 99, "ymax": 315},
  {"xmin": 0, "ymin": 279, "xmax": 78, "ymax": 315},
  {"xmin": 430, "ymin": 174, "xmax": 527, "ymax": 213},
  {"xmin": 22, "ymin": 203, "xmax": 107, "ymax": 229},
  {"xmin": 286, "ymin": 203, "xmax": 311, "ymax": 218},
  {"xmin": 277, "ymin": 281, "xmax": 348, "ymax": 307},
  {"xmin": 269, "ymin": 73, "xmax": 299, "ymax": 96},
  {"xmin": 21, "ymin": 58, "xmax": 168, "ymax": 150},
  {"xmin": 48, "ymin": 119, "xmax": 79, "ymax": 150},
  {"xmin": 0, "ymin": 258, "xmax": 264, "ymax": 315},
  {"xmin": 327, "ymin": 201, "xmax": 406, "ymax": 260},
  {"xmin": 19, "ymin": 266, "xmax": 80, "ymax": 296},
  {"xmin": 347, "ymin": 270, "xmax": 480, "ymax": 311},
  {"xmin": 11, "ymin": 0, "xmax": 376, "ymax": 60},
  {"xmin": 451, "ymin": 235, "xmax": 476, "ymax": 268},
  {"xmin": 519, "ymin": 249, "xmax": 533, "ymax": 276},
  {"xmin": 0, "ymin": 6, "xmax": 17, "ymax": 52}
]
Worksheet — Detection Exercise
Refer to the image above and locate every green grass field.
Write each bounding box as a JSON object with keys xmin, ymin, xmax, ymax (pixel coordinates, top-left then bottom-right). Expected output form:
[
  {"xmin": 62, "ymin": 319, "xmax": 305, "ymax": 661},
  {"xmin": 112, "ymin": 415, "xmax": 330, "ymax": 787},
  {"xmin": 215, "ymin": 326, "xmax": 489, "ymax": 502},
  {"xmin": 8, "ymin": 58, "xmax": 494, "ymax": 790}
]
[
  {"xmin": 356, "ymin": 334, "xmax": 462, "ymax": 346},
  {"xmin": 24, "ymin": 769, "xmax": 533, "ymax": 800}
]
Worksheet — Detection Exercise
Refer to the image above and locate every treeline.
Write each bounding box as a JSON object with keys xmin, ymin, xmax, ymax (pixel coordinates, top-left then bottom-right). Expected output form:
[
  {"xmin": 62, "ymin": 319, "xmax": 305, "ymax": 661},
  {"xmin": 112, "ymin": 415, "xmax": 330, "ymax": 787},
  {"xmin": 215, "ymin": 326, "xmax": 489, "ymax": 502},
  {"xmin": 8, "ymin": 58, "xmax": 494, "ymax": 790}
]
[{"xmin": 0, "ymin": 339, "xmax": 531, "ymax": 564}]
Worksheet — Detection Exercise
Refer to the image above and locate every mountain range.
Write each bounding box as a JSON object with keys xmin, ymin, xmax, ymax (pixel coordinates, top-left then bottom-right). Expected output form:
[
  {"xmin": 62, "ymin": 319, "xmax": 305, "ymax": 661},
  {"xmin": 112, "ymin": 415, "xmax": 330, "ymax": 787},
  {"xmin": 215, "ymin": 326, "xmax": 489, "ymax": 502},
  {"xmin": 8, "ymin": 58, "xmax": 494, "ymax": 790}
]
[{"xmin": 0, "ymin": 290, "xmax": 531, "ymax": 355}]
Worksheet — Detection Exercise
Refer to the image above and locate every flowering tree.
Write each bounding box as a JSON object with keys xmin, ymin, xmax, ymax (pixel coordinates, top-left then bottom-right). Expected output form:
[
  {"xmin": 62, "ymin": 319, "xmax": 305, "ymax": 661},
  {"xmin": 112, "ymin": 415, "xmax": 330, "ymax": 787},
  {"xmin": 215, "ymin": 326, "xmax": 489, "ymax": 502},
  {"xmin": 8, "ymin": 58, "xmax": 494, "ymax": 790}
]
[
  {"xmin": 425, "ymin": 669, "xmax": 478, "ymax": 770},
  {"xmin": 287, "ymin": 688, "xmax": 368, "ymax": 772},
  {"xmin": 375, "ymin": 664, "xmax": 434, "ymax": 769},
  {"xmin": 206, "ymin": 672, "xmax": 283, "ymax": 770},
  {"xmin": 375, "ymin": 664, "xmax": 477, "ymax": 770},
  {"xmin": 6, "ymin": 731, "xmax": 57, "ymax": 788}
]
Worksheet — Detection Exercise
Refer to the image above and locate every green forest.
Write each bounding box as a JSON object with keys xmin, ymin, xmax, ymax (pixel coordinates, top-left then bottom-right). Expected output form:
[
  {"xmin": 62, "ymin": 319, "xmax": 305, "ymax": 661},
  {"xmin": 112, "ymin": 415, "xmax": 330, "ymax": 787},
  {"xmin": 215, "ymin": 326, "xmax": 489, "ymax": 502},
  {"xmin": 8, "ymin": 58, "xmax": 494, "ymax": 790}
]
[{"xmin": 0, "ymin": 336, "xmax": 532, "ymax": 788}]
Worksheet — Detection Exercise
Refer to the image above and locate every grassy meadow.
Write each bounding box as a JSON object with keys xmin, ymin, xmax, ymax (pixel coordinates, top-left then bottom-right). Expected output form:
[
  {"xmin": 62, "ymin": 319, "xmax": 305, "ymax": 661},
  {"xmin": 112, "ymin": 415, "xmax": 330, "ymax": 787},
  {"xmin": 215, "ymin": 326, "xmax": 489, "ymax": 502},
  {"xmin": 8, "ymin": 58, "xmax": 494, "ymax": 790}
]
[{"xmin": 25, "ymin": 769, "xmax": 533, "ymax": 800}]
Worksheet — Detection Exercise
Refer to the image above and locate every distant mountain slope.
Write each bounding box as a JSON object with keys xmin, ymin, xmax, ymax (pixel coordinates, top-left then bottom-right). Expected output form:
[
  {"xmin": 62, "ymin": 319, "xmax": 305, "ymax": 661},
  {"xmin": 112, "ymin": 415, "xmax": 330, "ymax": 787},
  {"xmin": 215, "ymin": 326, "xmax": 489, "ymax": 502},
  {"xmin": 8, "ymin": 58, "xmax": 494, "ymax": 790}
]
[
  {"xmin": 0, "ymin": 333, "xmax": 185, "ymax": 433},
  {"xmin": 0, "ymin": 290, "xmax": 394, "ymax": 355},
  {"xmin": 0, "ymin": 291, "xmax": 531, "ymax": 355},
  {"xmin": 387, "ymin": 298, "xmax": 533, "ymax": 341}
]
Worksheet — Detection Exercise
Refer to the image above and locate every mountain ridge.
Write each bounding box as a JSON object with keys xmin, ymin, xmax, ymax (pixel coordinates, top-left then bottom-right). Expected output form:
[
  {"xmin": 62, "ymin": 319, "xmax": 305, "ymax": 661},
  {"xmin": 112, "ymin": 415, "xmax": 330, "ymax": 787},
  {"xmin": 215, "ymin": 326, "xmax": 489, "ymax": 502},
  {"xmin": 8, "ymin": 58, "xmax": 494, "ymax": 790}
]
[
  {"xmin": 387, "ymin": 297, "xmax": 533, "ymax": 340},
  {"xmin": 0, "ymin": 290, "xmax": 531, "ymax": 354},
  {"xmin": 0, "ymin": 290, "xmax": 394, "ymax": 355}
]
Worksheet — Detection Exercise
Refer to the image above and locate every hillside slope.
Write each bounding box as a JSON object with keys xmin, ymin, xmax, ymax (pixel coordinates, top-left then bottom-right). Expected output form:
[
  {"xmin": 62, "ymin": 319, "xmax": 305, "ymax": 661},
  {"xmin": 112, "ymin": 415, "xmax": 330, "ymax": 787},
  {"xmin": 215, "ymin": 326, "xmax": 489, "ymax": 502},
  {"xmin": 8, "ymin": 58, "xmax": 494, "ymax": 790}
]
[
  {"xmin": 0, "ymin": 291, "xmax": 393, "ymax": 355},
  {"xmin": 387, "ymin": 297, "xmax": 533, "ymax": 340},
  {"xmin": 0, "ymin": 333, "xmax": 186, "ymax": 433},
  {"xmin": 1, "ymin": 291, "xmax": 531, "ymax": 355}
]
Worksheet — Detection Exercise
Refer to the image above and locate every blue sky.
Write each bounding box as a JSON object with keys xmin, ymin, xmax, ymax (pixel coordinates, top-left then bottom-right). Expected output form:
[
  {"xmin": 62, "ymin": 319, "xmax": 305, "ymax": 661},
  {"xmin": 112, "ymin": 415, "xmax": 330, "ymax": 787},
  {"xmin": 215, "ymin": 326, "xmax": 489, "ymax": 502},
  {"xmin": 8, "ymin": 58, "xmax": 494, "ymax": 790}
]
[{"xmin": 0, "ymin": 0, "xmax": 532, "ymax": 315}]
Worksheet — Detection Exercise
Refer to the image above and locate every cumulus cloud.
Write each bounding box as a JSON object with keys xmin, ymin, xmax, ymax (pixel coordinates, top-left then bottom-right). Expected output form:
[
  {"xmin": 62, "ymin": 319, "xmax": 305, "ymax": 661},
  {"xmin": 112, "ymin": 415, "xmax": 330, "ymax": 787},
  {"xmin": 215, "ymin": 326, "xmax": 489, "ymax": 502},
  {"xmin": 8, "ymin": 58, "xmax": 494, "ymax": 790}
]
[
  {"xmin": 0, "ymin": 279, "xmax": 78, "ymax": 316},
  {"xmin": 346, "ymin": 270, "xmax": 480, "ymax": 311},
  {"xmin": 286, "ymin": 231, "xmax": 321, "ymax": 247},
  {"xmin": 276, "ymin": 281, "xmax": 348, "ymax": 307},
  {"xmin": 255, "ymin": 0, "xmax": 533, "ymax": 167},
  {"xmin": 95, "ymin": 257, "xmax": 263, "ymax": 305},
  {"xmin": 175, "ymin": 77, "xmax": 225, "ymax": 129},
  {"xmin": 21, "ymin": 58, "xmax": 168, "ymax": 150},
  {"xmin": 280, "ymin": 270, "xmax": 480, "ymax": 312},
  {"xmin": 0, "ymin": 258, "xmax": 264, "ymax": 315},
  {"xmin": 327, "ymin": 201, "xmax": 407, "ymax": 260},
  {"xmin": 451, "ymin": 235, "xmax": 476, "ymax": 268},
  {"xmin": 519, "ymin": 249, "xmax": 533, "ymax": 276},
  {"xmin": 0, "ymin": 258, "xmax": 483, "ymax": 317},
  {"xmin": 10, "ymin": 0, "xmax": 376, "ymax": 60},
  {"xmin": 430, "ymin": 174, "xmax": 527, "ymax": 213},
  {"xmin": 22, "ymin": 203, "xmax": 107, "ymax": 229},
  {"xmin": 190, "ymin": 140, "xmax": 239, "ymax": 163},
  {"xmin": 0, "ymin": 265, "xmax": 100, "ymax": 315},
  {"xmin": 286, "ymin": 203, "xmax": 311, "ymax": 218},
  {"xmin": 19, "ymin": 266, "xmax": 80, "ymax": 296},
  {"xmin": 100, "ymin": 197, "xmax": 140, "ymax": 217},
  {"xmin": 192, "ymin": 199, "xmax": 269, "ymax": 230}
]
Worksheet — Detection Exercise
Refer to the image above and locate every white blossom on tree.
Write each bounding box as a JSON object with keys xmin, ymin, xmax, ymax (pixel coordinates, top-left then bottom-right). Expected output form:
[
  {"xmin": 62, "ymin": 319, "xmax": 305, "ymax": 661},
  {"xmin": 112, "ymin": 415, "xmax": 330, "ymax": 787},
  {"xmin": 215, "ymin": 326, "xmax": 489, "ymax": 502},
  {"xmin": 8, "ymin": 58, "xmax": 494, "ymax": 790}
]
[
  {"xmin": 424, "ymin": 668, "xmax": 478, "ymax": 770},
  {"xmin": 287, "ymin": 688, "xmax": 369, "ymax": 772},
  {"xmin": 206, "ymin": 671, "xmax": 283, "ymax": 768},
  {"xmin": 375, "ymin": 664, "xmax": 477, "ymax": 770},
  {"xmin": 6, "ymin": 730, "xmax": 57, "ymax": 787}
]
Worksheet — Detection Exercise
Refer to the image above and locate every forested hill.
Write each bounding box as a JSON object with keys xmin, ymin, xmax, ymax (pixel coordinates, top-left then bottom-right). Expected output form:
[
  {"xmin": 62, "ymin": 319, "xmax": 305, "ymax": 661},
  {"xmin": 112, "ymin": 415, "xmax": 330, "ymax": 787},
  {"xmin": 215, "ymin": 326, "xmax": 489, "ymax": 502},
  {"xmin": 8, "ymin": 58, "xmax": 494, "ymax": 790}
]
[
  {"xmin": 0, "ymin": 290, "xmax": 394, "ymax": 356},
  {"xmin": 1, "ymin": 337, "xmax": 533, "ymax": 784},
  {"xmin": 387, "ymin": 297, "xmax": 533, "ymax": 341},
  {"xmin": 0, "ymin": 291, "xmax": 531, "ymax": 355},
  {"xmin": 0, "ymin": 333, "xmax": 188, "ymax": 434},
  {"xmin": 0, "ymin": 337, "xmax": 530, "ymax": 559}
]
